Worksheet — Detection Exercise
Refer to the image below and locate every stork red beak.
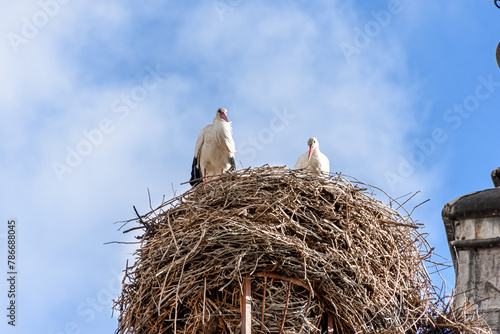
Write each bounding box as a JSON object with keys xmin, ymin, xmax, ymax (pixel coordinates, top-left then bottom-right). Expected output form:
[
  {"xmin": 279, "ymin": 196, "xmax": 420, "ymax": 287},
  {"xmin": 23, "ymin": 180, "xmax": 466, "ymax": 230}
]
[
  {"xmin": 220, "ymin": 113, "xmax": 229, "ymax": 122},
  {"xmin": 308, "ymin": 145, "xmax": 315, "ymax": 161}
]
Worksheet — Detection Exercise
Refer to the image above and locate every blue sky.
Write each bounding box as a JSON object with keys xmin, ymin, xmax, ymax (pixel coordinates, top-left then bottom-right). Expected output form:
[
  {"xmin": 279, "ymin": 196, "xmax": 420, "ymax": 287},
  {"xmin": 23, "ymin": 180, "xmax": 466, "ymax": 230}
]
[{"xmin": 0, "ymin": 1, "xmax": 499, "ymax": 333}]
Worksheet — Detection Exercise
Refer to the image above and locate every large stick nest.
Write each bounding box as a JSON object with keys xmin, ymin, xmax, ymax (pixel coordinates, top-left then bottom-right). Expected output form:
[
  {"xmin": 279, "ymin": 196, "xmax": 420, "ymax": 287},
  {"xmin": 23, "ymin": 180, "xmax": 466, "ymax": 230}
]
[{"xmin": 114, "ymin": 166, "xmax": 490, "ymax": 333}]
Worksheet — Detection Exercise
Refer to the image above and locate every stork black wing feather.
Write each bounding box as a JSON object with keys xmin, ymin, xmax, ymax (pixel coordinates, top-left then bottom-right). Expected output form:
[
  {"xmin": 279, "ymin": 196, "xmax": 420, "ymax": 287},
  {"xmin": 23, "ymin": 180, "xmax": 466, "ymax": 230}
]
[
  {"xmin": 189, "ymin": 156, "xmax": 202, "ymax": 187},
  {"xmin": 229, "ymin": 156, "xmax": 236, "ymax": 172}
]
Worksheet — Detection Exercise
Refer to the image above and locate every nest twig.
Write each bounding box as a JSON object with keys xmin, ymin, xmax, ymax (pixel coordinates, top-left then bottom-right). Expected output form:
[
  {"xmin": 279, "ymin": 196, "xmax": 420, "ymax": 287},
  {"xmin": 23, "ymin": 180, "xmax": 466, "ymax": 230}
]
[{"xmin": 113, "ymin": 166, "xmax": 490, "ymax": 334}]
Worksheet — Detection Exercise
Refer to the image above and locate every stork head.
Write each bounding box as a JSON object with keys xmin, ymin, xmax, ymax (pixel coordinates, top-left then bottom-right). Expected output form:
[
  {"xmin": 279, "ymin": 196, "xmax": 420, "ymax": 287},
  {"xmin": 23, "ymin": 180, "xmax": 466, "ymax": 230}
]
[
  {"xmin": 216, "ymin": 108, "xmax": 229, "ymax": 122},
  {"xmin": 307, "ymin": 137, "xmax": 318, "ymax": 161}
]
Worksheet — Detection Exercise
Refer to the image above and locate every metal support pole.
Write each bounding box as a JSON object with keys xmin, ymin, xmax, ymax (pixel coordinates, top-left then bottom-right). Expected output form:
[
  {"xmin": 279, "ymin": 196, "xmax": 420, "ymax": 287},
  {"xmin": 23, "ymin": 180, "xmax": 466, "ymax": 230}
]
[
  {"xmin": 327, "ymin": 314, "xmax": 334, "ymax": 334},
  {"xmin": 241, "ymin": 275, "xmax": 252, "ymax": 334}
]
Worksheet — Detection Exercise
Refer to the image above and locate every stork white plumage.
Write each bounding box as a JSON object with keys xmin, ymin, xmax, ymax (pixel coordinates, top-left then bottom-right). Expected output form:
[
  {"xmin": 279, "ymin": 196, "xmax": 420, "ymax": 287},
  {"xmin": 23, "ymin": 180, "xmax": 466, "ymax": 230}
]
[
  {"xmin": 293, "ymin": 137, "xmax": 330, "ymax": 175},
  {"xmin": 189, "ymin": 108, "xmax": 236, "ymax": 186}
]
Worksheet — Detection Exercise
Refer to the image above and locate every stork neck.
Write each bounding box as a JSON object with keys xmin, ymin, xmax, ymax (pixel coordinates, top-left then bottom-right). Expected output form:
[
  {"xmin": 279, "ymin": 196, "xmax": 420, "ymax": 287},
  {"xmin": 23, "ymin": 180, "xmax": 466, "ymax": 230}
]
[{"xmin": 213, "ymin": 120, "xmax": 235, "ymax": 153}]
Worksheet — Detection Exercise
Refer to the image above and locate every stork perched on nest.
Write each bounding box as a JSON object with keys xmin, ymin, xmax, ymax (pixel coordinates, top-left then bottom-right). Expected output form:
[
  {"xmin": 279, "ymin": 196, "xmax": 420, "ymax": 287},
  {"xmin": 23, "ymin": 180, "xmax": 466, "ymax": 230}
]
[
  {"xmin": 190, "ymin": 108, "xmax": 236, "ymax": 186},
  {"xmin": 293, "ymin": 137, "xmax": 330, "ymax": 175}
]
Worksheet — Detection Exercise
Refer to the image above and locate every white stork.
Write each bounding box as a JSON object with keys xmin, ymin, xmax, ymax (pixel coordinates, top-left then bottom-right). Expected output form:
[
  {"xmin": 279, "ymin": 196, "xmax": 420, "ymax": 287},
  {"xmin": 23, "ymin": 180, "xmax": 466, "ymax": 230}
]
[
  {"xmin": 293, "ymin": 137, "xmax": 330, "ymax": 175},
  {"xmin": 190, "ymin": 108, "xmax": 236, "ymax": 186}
]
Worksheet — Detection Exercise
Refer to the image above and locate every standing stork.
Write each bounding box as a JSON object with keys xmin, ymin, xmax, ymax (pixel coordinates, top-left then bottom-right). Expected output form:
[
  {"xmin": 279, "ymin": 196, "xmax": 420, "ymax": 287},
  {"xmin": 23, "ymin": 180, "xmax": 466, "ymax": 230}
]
[
  {"xmin": 293, "ymin": 137, "xmax": 330, "ymax": 175},
  {"xmin": 189, "ymin": 108, "xmax": 236, "ymax": 186}
]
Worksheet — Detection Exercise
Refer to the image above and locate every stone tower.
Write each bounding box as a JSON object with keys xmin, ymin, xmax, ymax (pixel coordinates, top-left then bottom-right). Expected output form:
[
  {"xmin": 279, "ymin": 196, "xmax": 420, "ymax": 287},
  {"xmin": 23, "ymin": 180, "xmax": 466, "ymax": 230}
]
[{"xmin": 442, "ymin": 168, "xmax": 500, "ymax": 332}]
